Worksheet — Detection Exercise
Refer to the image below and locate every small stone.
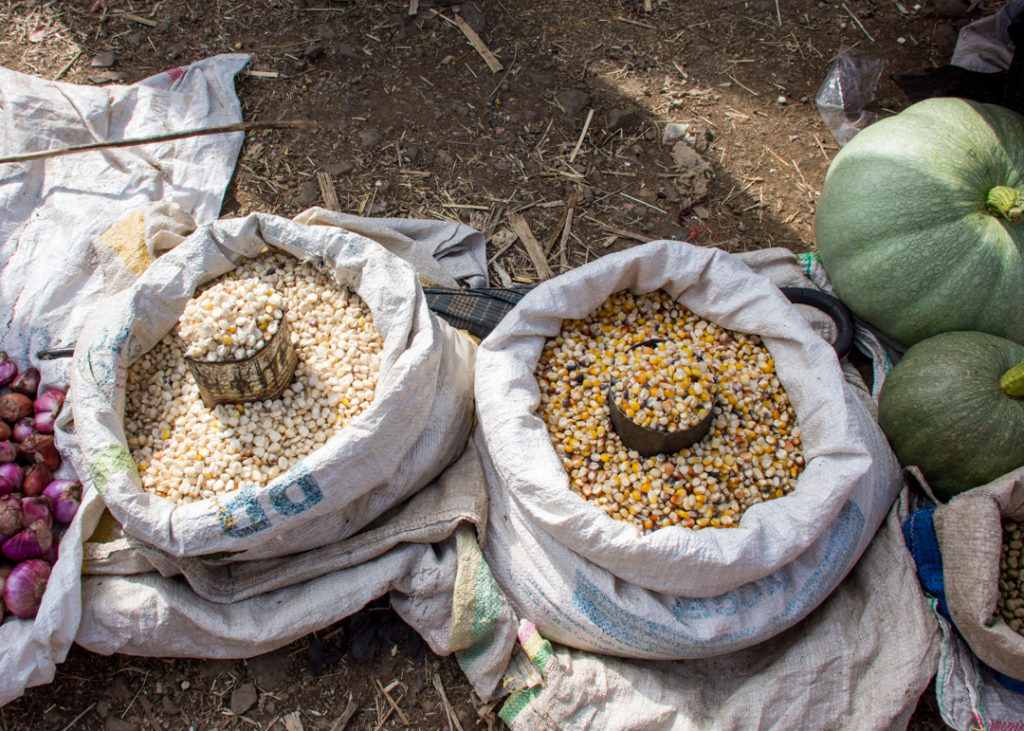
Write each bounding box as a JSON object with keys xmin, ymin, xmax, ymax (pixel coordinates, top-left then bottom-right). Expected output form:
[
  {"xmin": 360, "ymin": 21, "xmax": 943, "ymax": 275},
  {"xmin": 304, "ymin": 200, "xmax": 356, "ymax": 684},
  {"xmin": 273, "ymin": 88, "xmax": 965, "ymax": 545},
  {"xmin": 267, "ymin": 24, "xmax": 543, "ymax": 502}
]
[
  {"xmin": 933, "ymin": 0, "xmax": 969, "ymax": 17},
  {"xmin": 460, "ymin": 4, "xmax": 486, "ymax": 33},
  {"xmin": 90, "ymin": 50, "xmax": 116, "ymax": 67},
  {"xmin": 161, "ymin": 697, "xmax": 180, "ymax": 716},
  {"xmin": 295, "ymin": 181, "xmax": 320, "ymax": 208},
  {"xmin": 777, "ymin": 95, "xmax": 788, "ymax": 105},
  {"xmin": 662, "ymin": 122, "xmax": 690, "ymax": 145},
  {"xmin": 555, "ymin": 89, "xmax": 591, "ymax": 117},
  {"xmin": 154, "ymin": 19, "xmax": 171, "ymax": 34},
  {"xmin": 604, "ymin": 108, "xmax": 641, "ymax": 133},
  {"xmin": 358, "ymin": 128, "xmax": 382, "ymax": 148},
  {"xmin": 315, "ymin": 24, "xmax": 336, "ymax": 40},
  {"xmin": 403, "ymin": 145, "xmax": 421, "ymax": 164},
  {"xmin": 113, "ymin": 676, "xmax": 132, "ymax": 701},
  {"xmin": 96, "ymin": 699, "xmax": 111, "ymax": 719},
  {"xmin": 303, "ymin": 43, "xmax": 325, "ymax": 61},
  {"xmin": 670, "ymin": 141, "xmax": 711, "ymax": 174},
  {"xmin": 247, "ymin": 648, "xmax": 291, "ymax": 692},
  {"xmin": 88, "ymin": 71, "xmax": 127, "ymax": 84},
  {"xmin": 326, "ymin": 161, "xmax": 354, "ymax": 176},
  {"xmin": 105, "ymin": 719, "xmax": 137, "ymax": 731},
  {"xmin": 932, "ymin": 24, "xmax": 958, "ymax": 56},
  {"xmin": 166, "ymin": 41, "xmax": 188, "ymax": 60},
  {"xmin": 337, "ymin": 42, "xmax": 370, "ymax": 60},
  {"xmin": 229, "ymin": 682, "xmax": 259, "ymax": 716}
]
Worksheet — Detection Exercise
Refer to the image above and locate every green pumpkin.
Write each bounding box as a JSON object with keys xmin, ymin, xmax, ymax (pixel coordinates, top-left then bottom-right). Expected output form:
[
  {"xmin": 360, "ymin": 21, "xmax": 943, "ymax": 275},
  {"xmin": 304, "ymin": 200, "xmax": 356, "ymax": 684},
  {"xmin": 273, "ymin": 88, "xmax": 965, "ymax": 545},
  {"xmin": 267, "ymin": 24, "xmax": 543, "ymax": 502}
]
[
  {"xmin": 816, "ymin": 97, "xmax": 1024, "ymax": 347},
  {"xmin": 878, "ymin": 331, "xmax": 1024, "ymax": 501}
]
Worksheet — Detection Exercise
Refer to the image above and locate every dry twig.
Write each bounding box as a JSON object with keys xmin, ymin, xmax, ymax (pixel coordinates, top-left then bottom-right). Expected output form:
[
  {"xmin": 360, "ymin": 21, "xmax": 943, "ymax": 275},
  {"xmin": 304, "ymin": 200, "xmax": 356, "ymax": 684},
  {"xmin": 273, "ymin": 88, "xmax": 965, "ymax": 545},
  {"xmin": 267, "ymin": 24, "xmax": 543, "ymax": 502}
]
[
  {"xmin": 433, "ymin": 674, "xmax": 465, "ymax": 731},
  {"xmin": 329, "ymin": 694, "xmax": 359, "ymax": 731},
  {"xmin": 316, "ymin": 171, "xmax": 341, "ymax": 211},
  {"xmin": 444, "ymin": 12, "xmax": 504, "ymax": 72},
  {"xmin": 569, "ymin": 108, "xmax": 594, "ymax": 164},
  {"xmin": 0, "ymin": 119, "xmax": 316, "ymax": 165},
  {"xmin": 509, "ymin": 212, "xmax": 555, "ymax": 280}
]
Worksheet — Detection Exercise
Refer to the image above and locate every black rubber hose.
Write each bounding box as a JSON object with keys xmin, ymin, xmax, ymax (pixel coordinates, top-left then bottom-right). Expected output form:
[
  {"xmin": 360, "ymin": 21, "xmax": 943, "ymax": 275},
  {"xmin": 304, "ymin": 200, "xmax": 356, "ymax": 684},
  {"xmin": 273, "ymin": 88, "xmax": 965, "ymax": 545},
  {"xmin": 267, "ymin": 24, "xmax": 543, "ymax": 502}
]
[{"xmin": 780, "ymin": 286, "xmax": 855, "ymax": 359}]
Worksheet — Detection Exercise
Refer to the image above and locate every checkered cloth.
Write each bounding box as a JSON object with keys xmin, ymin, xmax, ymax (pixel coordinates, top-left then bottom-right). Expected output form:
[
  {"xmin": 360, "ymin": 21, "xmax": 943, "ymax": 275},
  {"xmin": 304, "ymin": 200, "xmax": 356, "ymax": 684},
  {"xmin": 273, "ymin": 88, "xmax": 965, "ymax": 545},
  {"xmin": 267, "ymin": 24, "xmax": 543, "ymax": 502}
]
[{"xmin": 424, "ymin": 286, "xmax": 533, "ymax": 340}]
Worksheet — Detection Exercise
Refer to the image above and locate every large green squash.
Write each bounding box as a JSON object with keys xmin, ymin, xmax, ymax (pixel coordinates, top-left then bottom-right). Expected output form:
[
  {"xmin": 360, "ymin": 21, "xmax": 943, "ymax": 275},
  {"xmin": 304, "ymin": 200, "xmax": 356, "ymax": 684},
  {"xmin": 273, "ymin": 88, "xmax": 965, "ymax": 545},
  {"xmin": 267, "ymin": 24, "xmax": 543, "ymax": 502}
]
[
  {"xmin": 878, "ymin": 330, "xmax": 1024, "ymax": 501},
  {"xmin": 816, "ymin": 97, "xmax": 1024, "ymax": 347}
]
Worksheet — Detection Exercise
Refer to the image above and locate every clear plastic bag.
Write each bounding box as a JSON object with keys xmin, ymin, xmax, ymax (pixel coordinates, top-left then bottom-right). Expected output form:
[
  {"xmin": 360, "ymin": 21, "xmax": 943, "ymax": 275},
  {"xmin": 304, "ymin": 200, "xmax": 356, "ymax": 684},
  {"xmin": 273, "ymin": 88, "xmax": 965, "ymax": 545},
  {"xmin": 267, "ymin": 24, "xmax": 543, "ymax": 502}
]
[{"xmin": 816, "ymin": 49, "xmax": 887, "ymax": 146}]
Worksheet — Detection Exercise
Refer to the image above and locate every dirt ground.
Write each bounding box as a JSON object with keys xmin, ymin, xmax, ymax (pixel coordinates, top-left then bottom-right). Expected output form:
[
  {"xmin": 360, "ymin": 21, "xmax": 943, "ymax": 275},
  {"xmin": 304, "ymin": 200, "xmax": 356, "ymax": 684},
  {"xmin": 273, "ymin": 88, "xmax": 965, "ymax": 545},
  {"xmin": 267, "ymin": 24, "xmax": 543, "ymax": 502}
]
[{"xmin": 0, "ymin": 0, "xmax": 988, "ymax": 726}]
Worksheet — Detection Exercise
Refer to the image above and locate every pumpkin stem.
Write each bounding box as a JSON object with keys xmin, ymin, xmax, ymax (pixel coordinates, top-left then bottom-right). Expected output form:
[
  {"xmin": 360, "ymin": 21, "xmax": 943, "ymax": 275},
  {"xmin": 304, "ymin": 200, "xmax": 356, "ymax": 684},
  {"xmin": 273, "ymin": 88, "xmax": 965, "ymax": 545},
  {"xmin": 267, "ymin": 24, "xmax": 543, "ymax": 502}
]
[
  {"xmin": 1002, "ymin": 359, "xmax": 1024, "ymax": 397},
  {"xmin": 987, "ymin": 186, "xmax": 1024, "ymax": 223}
]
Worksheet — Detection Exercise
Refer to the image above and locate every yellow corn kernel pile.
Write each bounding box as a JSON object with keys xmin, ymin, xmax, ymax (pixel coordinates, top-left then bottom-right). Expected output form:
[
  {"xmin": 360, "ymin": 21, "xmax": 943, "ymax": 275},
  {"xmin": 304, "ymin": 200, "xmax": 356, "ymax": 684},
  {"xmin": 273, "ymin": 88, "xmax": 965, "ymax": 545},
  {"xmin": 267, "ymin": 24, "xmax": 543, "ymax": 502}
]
[
  {"xmin": 535, "ymin": 289, "xmax": 804, "ymax": 534},
  {"xmin": 609, "ymin": 340, "xmax": 716, "ymax": 432}
]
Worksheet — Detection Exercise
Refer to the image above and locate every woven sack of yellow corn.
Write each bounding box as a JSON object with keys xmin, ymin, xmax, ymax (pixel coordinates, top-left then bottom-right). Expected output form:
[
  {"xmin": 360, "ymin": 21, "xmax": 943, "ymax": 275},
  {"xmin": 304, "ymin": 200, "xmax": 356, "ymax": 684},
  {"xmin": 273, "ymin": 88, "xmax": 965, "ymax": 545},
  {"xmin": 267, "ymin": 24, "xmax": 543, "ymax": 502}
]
[{"xmin": 474, "ymin": 240, "xmax": 902, "ymax": 658}]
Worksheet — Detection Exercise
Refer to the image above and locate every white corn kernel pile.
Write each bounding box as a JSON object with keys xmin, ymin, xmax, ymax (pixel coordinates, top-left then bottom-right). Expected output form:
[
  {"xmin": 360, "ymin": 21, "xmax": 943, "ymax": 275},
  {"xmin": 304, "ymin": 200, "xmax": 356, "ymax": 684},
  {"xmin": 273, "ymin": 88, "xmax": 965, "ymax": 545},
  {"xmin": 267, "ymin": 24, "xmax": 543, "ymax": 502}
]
[
  {"xmin": 609, "ymin": 341, "xmax": 717, "ymax": 433},
  {"xmin": 125, "ymin": 251, "xmax": 383, "ymax": 504},
  {"xmin": 178, "ymin": 280, "xmax": 283, "ymax": 361},
  {"xmin": 536, "ymin": 289, "xmax": 804, "ymax": 534}
]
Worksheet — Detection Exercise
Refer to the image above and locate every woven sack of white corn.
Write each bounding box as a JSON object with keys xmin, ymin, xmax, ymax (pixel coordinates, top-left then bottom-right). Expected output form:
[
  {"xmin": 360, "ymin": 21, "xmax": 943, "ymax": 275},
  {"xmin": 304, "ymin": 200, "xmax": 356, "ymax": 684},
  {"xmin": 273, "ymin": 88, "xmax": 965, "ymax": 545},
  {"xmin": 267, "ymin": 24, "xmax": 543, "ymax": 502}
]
[{"xmin": 66, "ymin": 212, "xmax": 475, "ymax": 561}]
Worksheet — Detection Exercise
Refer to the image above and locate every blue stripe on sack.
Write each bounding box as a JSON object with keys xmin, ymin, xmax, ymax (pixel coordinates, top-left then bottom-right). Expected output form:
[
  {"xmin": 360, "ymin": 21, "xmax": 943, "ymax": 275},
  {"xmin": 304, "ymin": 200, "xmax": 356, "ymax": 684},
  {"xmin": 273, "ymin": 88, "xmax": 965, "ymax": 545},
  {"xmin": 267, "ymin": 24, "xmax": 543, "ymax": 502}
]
[
  {"xmin": 216, "ymin": 463, "xmax": 322, "ymax": 537},
  {"xmin": 569, "ymin": 500, "xmax": 865, "ymax": 655}
]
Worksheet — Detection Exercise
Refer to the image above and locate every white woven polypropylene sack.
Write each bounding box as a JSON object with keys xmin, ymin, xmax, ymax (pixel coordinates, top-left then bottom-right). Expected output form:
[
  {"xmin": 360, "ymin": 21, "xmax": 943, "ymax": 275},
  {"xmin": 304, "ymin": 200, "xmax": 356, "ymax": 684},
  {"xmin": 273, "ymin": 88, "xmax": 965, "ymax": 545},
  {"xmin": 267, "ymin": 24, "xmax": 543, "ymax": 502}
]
[
  {"xmin": 67, "ymin": 212, "xmax": 475, "ymax": 561},
  {"xmin": 475, "ymin": 241, "xmax": 902, "ymax": 658}
]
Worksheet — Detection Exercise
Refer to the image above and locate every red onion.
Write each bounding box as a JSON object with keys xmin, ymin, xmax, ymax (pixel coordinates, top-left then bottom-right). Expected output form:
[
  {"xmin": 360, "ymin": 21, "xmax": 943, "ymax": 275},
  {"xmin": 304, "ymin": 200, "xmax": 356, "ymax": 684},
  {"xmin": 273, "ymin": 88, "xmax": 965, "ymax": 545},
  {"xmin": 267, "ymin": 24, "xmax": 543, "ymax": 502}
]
[
  {"xmin": 2, "ymin": 523, "xmax": 51, "ymax": 562},
  {"xmin": 3, "ymin": 559, "xmax": 50, "ymax": 618},
  {"xmin": 9, "ymin": 367, "xmax": 39, "ymax": 399},
  {"xmin": 0, "ymin": 393, "xmax": 32, "ymax": 423},
  {"xmin": 19, "ymin": 433, "xmax": 60, "ymax": 472},
  {"xmin": 44, "ymin": 544, "xmax": 58, "ymax": 564},
  {"xmin": 0, "ymin": 565, "xmax": 12, "ymax": 622},
  {"xmin": 42, "ymin": 480, "xmax": 80, "ymax": 525},
  {"xmin": 11, "ymin": 417, "xmax": 34, "ymax": 444},
  {"xmin": 0, "ymin": 441, "xmax": 15, "ymax": 464},
  {"xmin": 32, "ymin": 389, "xmax": 65, "ymax": 435},
  {"xmin": 21, "ymin": 496, "xmax": 51, "ymax": 530},
  {"xmin": 21, "ymin": 463, "xmax": 52, "ymax": 497},
  {"xmin": 0, "ymin": 464, "xmax": 22, "ymax": 495},
  {"xmin": 0, "ymin": 354, "xmax": 17, "ymax": 389},
  {"xmin": 0, "ymin": 422, "xmax": 10, "ymax": 442},
  {"xmin": 0, "ymin": 495, "xmax": 21, "ymax": 539}
]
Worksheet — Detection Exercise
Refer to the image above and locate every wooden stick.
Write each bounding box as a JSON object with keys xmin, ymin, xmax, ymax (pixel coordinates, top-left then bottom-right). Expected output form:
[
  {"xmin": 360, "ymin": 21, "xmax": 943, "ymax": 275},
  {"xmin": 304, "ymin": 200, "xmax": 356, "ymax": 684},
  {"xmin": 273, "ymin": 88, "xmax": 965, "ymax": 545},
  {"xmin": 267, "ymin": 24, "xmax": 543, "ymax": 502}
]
[
  {"xmin": 53, "ymin": 50, "xmax": 83, "ymax": 81},
  {"xmin": 569, "ymin": 108, "xmax": 594, "ymax": 164},
  {"xmin": 509, "ymin": 212, "xmax": 554, "ymax": 280},
  {"xmin": 581, "ymin": 214, "xmax": 649, "ymax": 242},
  {"xmin": 0, "ymin": 119, "xmax": 317, "ymax": 165},
  {"xmin": 558, "ymin": 204, "xmax": 574, "ymax": 271},
  {"xmin": 329, "ymin": 694, "xmax": 358, "ymax": 731},
  {"xmin": 316, "ymin": 171, "xmax": 341, "ymax": 211},
  {"xmin": 449, "ymin": 13, "xmax": 504, "ymax": 72},
  {"xmin": 432, "ymin": 674, "xmax": 465, "ymax": 731},
  {"xmin": 116, "ymin": 11, "xmax": 159, "ymax": 27},
  {"xmin": 373, "ymin": 679, "xmax": 409, "ymax": 726}
]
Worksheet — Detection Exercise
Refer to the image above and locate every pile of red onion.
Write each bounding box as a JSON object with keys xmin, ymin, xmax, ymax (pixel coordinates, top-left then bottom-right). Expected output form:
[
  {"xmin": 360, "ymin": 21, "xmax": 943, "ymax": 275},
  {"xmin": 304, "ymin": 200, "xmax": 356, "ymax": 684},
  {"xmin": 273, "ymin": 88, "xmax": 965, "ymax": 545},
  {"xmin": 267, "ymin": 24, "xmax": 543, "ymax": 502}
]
[{"xmin": 0, "ymin": 352, "xmax": 79, "ymax": 620}]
